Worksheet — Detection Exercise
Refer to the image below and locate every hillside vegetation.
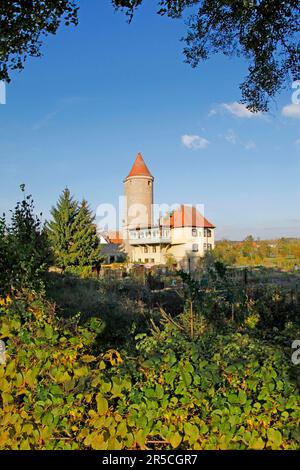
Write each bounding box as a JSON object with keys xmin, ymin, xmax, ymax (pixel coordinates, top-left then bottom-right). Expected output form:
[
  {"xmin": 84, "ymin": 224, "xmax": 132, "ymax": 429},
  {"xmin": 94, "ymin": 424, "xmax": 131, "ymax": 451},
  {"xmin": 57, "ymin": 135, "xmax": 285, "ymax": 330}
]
[{"xmin": 215, "ymin": 237, "xmax": 300, "ymax": 270}]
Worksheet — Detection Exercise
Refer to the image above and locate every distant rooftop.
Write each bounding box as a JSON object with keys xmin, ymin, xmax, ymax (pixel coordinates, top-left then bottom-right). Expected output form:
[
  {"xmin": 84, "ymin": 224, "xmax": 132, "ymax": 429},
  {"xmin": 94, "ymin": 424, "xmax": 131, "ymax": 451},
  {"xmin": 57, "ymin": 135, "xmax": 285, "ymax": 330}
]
[
  {"xmin": 106, "ymin": 231, "xmax": 123, "ymax": 244},
  {"xmin": 161, "ymin": 205, "xmax": 215, "ymax": 229}
]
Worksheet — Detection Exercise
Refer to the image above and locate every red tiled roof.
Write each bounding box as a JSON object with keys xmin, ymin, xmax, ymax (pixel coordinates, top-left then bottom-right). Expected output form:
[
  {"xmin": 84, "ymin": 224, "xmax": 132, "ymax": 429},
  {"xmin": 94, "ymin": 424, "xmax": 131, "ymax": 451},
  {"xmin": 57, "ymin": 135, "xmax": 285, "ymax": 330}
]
[
  {"xmin": 162, "ymin": 205, "xmax": 215, "ymax": 229},
  {"xmin": 107, "ymin": 231, "xmax": 123, "ymax": 244},
  {"xmin": 127, "ymin": 153, "xmax": 153, "ymax": 178}
]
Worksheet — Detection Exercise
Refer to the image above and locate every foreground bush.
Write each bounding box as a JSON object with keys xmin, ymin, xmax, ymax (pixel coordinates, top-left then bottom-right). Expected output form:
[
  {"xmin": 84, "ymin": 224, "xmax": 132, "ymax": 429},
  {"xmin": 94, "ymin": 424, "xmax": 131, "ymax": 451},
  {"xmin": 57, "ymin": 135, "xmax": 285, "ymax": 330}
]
[
  {"xmin": 0, "ymin": 296, "xmax": 299, "ymax": 450},
  {"xmin": 0, "ymin": 187, "xmax": 52, "ymax": 297}
]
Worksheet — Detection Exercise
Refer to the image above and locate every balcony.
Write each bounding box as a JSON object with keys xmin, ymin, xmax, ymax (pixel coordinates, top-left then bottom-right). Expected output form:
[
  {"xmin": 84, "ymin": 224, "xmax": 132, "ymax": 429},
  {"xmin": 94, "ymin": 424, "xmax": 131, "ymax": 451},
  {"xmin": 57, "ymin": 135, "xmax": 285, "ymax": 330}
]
[{"xmin": 128, "ymin": 226, "xmax": 171, "ymax": 245}]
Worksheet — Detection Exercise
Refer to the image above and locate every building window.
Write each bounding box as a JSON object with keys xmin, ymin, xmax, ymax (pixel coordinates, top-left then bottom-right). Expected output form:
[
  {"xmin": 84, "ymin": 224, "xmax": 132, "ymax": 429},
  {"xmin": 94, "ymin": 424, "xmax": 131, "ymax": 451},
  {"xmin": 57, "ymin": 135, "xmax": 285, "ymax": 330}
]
[
  {"xmin": 192, "ymin": 228, "xmax": 197, "ymax": 237},
  {"xmin": 138, "ymin": 258, "xmax": 141, "ymax": 262},
  {"xmin": 151, "ymin": 259, "xmax": 155, "ymax": 263},
  {"xmin": 204, "ymin": 229, "xmax": 212, "ymax": 237},
  {"xmin": 145, "ymin": 258, "xmax": 149, "ymax": 263},
  {"xmin": 208, "ymin": 243, "xmax": 212, "ymax": 251},
  {"xmin": 192, "ymin": 244, "xmax": 199, "ymax": 252},
  {"xmin": 144, "ymin": 246, "xmax": 148, "ymax": 253},
  {"xmin": 153, "ymin": 246, "xmax": 156, "ymax": 253}
]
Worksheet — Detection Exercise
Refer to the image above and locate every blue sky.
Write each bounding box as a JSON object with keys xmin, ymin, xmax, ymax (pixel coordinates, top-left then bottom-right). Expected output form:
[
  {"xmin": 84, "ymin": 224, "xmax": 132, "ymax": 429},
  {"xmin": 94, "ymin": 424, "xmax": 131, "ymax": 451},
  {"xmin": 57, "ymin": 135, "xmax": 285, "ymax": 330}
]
[{"xmin": 0, "ymin": 0, "xmax": 299, "ymax": 240}]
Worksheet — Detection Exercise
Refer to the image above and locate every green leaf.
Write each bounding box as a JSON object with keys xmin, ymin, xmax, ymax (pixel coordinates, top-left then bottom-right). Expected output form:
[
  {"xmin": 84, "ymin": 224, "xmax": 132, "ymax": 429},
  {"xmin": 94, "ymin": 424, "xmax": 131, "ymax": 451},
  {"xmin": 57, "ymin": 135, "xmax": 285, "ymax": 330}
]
[
  {"xmin": 238, "ymin": 389, "xmax": 247, "ymax": 405},
  {"xmin": 250, "ymin": 437, "xmax": 265, "ymax": 450},
  {"xmin": 50, "ymin": 385, "xmax": 62, "ymax": 396},
  {"xmin": 180, "ymin": 367, "xmax": 192, "ymax": 387},
  {"xmin": 44, "ymin": 324, "xmax": 54, "ymax": 339},
  {"xmin": 100, "ymin": 381, "xmax": 112, "ymax": 394},
  {"xmin": 267, "ymin": 428, "xmax": 282, "ymax": 449},
  {"xmin": 74, "ymin": 367, "xmax": 89, "ymax": 378},
  {"xmin": 42, "ymin": 412, "xmax": 54, "ymax": 426}
]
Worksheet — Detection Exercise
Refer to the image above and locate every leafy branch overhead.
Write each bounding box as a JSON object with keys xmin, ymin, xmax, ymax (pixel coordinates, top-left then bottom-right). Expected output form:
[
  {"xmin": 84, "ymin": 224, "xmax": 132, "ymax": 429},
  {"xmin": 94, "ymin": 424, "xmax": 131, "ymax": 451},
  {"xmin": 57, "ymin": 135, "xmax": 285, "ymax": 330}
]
[
  {"xmin": 0, "ymin": 0, "xmax": 78, "ymax": 82},
  {"xmin": 114, "ymin": 0, "xmax": 300, "ymax": 112},
  {"xmin": 0, "ymin": 1, "xmax": 299, "ymax": 112}
]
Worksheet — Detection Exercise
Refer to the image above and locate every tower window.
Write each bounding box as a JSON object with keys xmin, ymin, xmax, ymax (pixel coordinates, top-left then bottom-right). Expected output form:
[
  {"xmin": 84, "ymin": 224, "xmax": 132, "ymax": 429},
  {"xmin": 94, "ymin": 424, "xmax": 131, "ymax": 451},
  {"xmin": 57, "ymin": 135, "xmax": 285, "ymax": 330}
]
[
  {"xmin": 144, "ymin": 246, "xmax": 148, "ymax": 253},
  {"xmin": 192, "ymin": 244, "xmax": 199, "ymax": 252}
]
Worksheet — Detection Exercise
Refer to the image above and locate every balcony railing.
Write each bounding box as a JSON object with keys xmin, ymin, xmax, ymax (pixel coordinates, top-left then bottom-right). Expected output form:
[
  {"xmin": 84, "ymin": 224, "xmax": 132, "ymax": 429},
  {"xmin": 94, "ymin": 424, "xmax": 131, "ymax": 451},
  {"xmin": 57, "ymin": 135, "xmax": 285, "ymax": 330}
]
[{"xmin": 128, "ymin": 227, "xmax": 171, "ymax": 245}]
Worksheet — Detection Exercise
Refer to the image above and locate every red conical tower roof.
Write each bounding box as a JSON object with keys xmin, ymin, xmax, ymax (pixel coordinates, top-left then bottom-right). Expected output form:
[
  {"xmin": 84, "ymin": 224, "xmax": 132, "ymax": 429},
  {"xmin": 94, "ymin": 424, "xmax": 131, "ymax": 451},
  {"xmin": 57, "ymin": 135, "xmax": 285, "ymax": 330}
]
[{"xmin": 127, "ymin": 153, "xmax": 153, "ymax": 178}]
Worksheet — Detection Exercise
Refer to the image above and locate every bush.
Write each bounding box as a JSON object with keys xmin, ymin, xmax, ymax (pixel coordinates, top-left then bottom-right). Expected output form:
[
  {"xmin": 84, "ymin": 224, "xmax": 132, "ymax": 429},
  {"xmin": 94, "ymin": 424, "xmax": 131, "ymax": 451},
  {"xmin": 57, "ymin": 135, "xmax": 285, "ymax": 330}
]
[
  {"xmin": 0, "ymin": 188, "xmax": 52, "ymax": 296},
  {"xmin": 0, "ymin": 294, "xmax": 299, "ymax": 450}
]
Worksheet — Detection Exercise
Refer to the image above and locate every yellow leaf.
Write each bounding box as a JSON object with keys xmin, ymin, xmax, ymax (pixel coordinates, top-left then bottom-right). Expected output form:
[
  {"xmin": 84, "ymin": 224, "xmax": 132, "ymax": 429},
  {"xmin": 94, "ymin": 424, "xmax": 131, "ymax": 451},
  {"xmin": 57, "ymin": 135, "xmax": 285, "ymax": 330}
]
[
  {"xmin": 170, "ymin": 432, "xmax": 182, "ymax": 449},
  {"xmin": 90, "ymin": 433, "xmax": 106, "ymax": 450},
  {"xmin": 250, "ymin": 437, "xmax": 265, "ymax": 450},
  {"xmin": 81, "ymin": 355, "xmax": 97, "ymax": 363},
  {"xmin": 96, "ymin": 395, "xmax": 109, "ymax": 415},
  {"xmin": 20, "ymin": 439, "xmax": 31, "ymax": 450},
  {"xmin": 0, "ymin": 431, "xmax": 9, "ymax": 448}
]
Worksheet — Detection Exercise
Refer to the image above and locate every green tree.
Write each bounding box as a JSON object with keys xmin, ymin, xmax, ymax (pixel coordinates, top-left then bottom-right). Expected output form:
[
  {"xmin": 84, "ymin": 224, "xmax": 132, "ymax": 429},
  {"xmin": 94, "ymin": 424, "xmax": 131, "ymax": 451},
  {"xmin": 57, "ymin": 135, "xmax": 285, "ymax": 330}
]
[
  {"xmin": 47, "ymin": 190, "xmax": 101, "ymax": 270},
  {"xmin": 114, "ymin": 0, "xmax": 300, "ymax": 112},
  {"xmin": 0, "ymin": 0, "xmax": 78, "ymax": 82},
  {"xmin": 8, "ymin": 186, "xmax": 52, "ymax": 292},
  {"xmin": 47, "ymin": 188, "xmax": 79, "ymax": 271},
  {"xmin": 70, "ymin": 199, "xmax": 101, "ymax": 267},
  {"xmin": 0, "ymin": 215, "xmax": 13, "ymax": 295}
]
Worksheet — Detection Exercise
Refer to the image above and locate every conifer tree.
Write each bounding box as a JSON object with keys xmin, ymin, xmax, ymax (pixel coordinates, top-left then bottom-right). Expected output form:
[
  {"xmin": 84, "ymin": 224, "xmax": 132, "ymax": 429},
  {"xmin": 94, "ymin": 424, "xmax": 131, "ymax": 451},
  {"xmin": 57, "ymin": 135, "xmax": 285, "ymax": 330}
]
[
  {"xmin": 70, "ymin": 200, "xmax": 101, "ymax": 267},
  {"xmin": 47, "ymin": 188, "xmax": 79, "ymax": 271}
]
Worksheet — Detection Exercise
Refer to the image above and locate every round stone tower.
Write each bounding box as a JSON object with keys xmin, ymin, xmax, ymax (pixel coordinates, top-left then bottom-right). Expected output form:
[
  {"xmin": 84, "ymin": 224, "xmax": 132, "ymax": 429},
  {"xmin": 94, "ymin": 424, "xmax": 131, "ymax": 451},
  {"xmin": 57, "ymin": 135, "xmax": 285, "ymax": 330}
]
[{"xmin": 123, "ymin": 152, "xmax": 154, "ymax": 231}]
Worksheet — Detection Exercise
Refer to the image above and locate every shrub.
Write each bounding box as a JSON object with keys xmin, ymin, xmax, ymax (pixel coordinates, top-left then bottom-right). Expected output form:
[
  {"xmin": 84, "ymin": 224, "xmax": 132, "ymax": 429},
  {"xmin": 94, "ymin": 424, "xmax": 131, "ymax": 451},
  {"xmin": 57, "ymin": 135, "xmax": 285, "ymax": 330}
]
[
  {"xmin": 0, "ymin": 188, "xmax": 52, "ymax": 296},
  {"xmin": 0, "ymin": 295, "xmax": 299, "ymax": 450}
]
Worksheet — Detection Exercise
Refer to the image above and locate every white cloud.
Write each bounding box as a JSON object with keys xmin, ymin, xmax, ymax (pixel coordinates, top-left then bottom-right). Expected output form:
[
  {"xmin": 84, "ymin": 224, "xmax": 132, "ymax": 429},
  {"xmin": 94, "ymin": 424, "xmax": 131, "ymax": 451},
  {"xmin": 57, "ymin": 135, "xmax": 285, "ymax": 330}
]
[
  {"xmin": 208, "ymin": 108, "xmax": 217, "ymax": 117},
  {"xmin": 221, "ymin": 130, "xmax": 256, "ymax": 150},
  {"xmin": 222, "ymin": 102, "xmax": 261, "ymax": 118},
  {"xmin": 181, "ymin": 134, "xmax": 210, "ymax": 150},
  {"xmin": 282, "ymin": 104, "xmax": 300, "ymax": 118},
  {"xmin": 210, "ymin": 102, "xmax": 262, "ymax": 119},
  {"xmin": 244, "ymin": 141, "xmax": 257, "ymax": 151},
  {"xmin": 33, "ymin": 110, "xmax": 60, "ymax": 130},
  {"xmin": 224, "ymin": 129, "xmax": 237, "ymax": 145},
  {"xmin": 32, "ymin": 95, "xmax": 86, "ymax": 130}
]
